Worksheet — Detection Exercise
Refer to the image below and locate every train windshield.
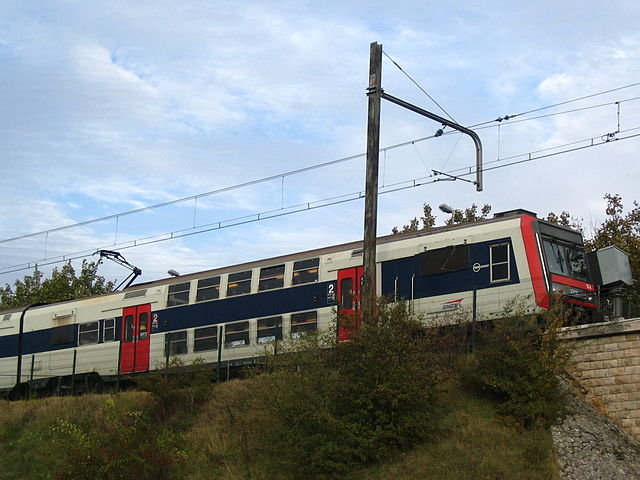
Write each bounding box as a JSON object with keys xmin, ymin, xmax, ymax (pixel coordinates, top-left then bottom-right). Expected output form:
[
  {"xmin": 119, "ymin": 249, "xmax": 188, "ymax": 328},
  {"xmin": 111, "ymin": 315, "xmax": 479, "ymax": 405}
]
[{"xmin": 542, "ymin": 238, "xmax": 588, "ymax": 281}]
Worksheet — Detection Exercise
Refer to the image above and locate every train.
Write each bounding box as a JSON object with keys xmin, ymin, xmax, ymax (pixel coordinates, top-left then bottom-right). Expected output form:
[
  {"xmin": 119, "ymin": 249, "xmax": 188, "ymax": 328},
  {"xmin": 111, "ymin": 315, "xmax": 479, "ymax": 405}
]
[{"xmin": 0, "ymin": 208, "xmax": 616, "ymax": 394}]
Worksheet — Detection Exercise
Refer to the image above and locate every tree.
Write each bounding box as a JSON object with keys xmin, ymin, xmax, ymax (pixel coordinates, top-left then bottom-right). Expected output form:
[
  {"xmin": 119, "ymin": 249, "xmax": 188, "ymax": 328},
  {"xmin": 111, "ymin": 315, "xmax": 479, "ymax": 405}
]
[
  {"xmin": 445, "ymin": 203, "xmax": 492, "ymax": 226},
  {"xmin": 391, "ymin": 203, "xmax": 436, "ymax": 234},
  {"xmin": 0, "ymin": 261, "xmax": 114, "ymax": 309},
  {"xmin": 585, "ymin": 194, "xmax": 640, "ymax": 300},
  {"xmin": 392, "ymin": 203, "xmax": 491, "ymax": 234},
  {"xmin": 544, "ymin": 211, "xmax": 583, "ymax": 232}
]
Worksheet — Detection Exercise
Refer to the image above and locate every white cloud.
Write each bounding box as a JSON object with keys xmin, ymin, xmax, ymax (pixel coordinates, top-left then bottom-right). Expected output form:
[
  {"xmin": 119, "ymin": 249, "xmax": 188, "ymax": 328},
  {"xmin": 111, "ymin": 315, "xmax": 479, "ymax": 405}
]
[{"xmin": 2, "ymin": 0, "xmax": 640, "ymax": 287}]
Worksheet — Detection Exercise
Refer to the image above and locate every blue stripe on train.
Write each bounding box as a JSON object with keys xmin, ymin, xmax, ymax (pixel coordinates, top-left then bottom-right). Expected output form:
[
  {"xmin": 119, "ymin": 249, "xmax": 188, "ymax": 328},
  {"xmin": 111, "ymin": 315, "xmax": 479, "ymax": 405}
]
[
  {"xmin": 381, "ymin": 237, "xmax": 520, "ymax": 300},
  {"xmin": 0, "ymin": 281, "xmax": 337, "ymax": 358}
]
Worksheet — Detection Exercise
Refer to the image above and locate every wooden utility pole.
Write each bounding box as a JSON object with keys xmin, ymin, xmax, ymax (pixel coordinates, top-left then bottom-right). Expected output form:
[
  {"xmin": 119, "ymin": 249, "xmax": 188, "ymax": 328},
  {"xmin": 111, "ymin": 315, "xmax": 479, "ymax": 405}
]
[
  {"xmin": 362, "ymin": 42, "xmax": 382, "ymax": 321},
  {"xmin": 361, "ymin": 41, "xmax": 482, "ymax": 322}
]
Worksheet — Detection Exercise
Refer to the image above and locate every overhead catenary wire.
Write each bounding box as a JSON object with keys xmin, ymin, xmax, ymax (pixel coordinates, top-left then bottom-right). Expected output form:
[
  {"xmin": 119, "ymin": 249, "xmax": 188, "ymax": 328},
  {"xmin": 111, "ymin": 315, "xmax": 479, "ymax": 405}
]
[
  {"xmin": 2, "ymin": 126, "xmax": 639, "ymax": 276},
  {"xmin": 5, "ymin": 91, "xmax": 640, "ymax": 248},
  {"xmin": 382, "ymin": 49, "xmax": 457, "ymax": 123},
  {"xmin": 469, "ymin": 82, "xmax": 640, "ymax": 128},
  {"xmin": 3, "ymin": 86, "xmax": 640, "ymax": 246},
  {"xmin": 3, "ymin": 83, "xmax": 640, "ymax": 275},
  {"xmin": 501, "ymin": 81, "xmax": 640, "ymax": 120}
]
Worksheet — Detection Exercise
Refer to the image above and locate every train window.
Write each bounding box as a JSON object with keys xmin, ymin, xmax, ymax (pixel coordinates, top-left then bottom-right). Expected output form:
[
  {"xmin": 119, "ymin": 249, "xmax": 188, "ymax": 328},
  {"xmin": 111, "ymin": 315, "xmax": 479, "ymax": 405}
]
[
  {"xmin": 79, "ymin": 321, "xmax": 99, "ymax": 345},
  {"xmin": 165, "ymin": 331, "xmax": 188, "ymax": 356},
  {"xmin": 420, "ymin": 245, "xmax": 469, "ymax": 276},
  {"xmin": 257, "ymin": 316, "xmax": 283, "ymax": 344},
  {"xmin": 227, "ymin": 271, "xmax": 252, "ymax": 297},
  {"xmin": 194, "ymin": 326, "xmax": 218, "ymax": 352},
  {"xmin": 124, "ymin": 315, "xmax": 134, "ymax": 342},
  {"xmin": 341, "ymin": 277, "xmax": 354, "ymax": 309},
  {"xmin": 259, "ymin": 265, "xmax": 285, "ymax": 291},
  {"xmin": 167, "ymin": 282, "xmax": 190, "ymax": 307},
  {"xmin": 225, "ymin": 321, "xmax": 250, "ymax": 348},
  {"xmin": 292, "ymin": 258, "xmax": 319, "ymax": 285},
  {"xmin": 139, "ymin": 312, "xmax": 149, "ymax": 340},
  {"xmin": 51, "ymin": 324, "xmax": 75, "ymax": 346},
  {"xmin": 542, "ymin": 239, "xmax": 589, "ymax": 281},
  {"xmin": 291, "ymin": 311, "xmax": 317, "ymax": 339},
  {"xmin": 490, "ymin": 243, "xmax": 510, "ymax": 282},
  {"xmin": 104, "ymin": 318, "xmax": 116, "ymax": 342},
  {"xmin": 196, "ymin": 276, "xmax": 220, "ymax": 302}
]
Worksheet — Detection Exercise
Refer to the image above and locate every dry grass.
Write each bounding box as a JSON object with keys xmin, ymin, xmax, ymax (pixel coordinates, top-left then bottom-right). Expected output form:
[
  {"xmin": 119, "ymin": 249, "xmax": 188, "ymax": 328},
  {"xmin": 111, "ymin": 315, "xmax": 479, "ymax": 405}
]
[
  {"xmin": 0, "ymin": 379, "xmax": 560, "ymax": 480},
  {"xmin": 345, "ymin": 385, "xmax": 560, "ymax": 480}
]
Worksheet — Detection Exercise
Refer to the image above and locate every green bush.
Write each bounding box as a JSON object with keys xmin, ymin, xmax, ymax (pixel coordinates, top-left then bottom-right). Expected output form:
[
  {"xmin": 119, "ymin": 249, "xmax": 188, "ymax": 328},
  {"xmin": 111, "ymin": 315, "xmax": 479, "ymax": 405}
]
[
  {"xmin": 465, "ymin": 302, "xmax": 572, "ymax": 427},
  {"xmin": 46, "ymin": 396, "xmax": 187, "ymax": 480},
  {"xmin": 247, "ymin": 300, "xmax": 444, "ymax": 479},
  {"xmin": 136, "ymin": 357, "xmax": 214, "ymax": 420}
]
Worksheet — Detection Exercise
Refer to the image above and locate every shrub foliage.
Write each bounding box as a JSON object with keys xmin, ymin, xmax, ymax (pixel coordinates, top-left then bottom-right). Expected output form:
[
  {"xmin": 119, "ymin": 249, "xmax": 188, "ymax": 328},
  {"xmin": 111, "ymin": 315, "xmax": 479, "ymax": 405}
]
[
  {"xmin": 46, "ymin": 396, "xmax": 186, "ymax": 480},
  {"xmin": 465, "ymin": 302, "xmax": 572, "ymax": 427},
  {"xmin": 247, "ymin": 300, "xmax": 444, "ymax": 479}
]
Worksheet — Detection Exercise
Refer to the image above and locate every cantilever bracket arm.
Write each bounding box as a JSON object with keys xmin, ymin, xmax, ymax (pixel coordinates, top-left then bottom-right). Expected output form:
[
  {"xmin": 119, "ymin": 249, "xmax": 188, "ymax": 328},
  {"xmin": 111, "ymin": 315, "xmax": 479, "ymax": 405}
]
[{"xmin": 379, "ymin": 91, "xmax": 483, "ymax": 192}]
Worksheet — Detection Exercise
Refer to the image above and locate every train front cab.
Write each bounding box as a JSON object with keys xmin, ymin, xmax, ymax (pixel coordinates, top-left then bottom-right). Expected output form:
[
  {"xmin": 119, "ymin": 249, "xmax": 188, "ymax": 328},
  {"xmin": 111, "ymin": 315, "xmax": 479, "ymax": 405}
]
[{"xmin": 523, "ymin": 216, "xmax": 598, "ymax": 322}]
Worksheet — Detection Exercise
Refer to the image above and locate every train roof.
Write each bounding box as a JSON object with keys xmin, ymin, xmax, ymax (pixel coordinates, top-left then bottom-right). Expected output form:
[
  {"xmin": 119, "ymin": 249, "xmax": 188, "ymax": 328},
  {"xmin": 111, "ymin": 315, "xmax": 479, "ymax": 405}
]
[{"xmin": 127, "ymin": 208, "xmax": 549, "ymax": 290}]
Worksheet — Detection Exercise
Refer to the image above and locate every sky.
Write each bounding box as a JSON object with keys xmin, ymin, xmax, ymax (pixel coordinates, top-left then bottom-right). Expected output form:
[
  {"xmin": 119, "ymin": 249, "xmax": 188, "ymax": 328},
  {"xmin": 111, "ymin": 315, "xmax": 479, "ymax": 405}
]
[{"xmin": 1, "ymin": 0, "xmax": 640, "ymax": 287}]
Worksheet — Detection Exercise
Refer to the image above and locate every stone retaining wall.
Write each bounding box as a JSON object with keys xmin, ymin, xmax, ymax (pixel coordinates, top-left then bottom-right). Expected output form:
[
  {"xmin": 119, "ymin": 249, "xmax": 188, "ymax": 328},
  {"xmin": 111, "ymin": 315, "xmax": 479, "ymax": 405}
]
[
  {"xmin": 552, "ymin": 382, "xmax": 640, "ymax": 480},
  {"xmin": 562, "ymin": 318, "xmax": 640, "ymax": 441}
]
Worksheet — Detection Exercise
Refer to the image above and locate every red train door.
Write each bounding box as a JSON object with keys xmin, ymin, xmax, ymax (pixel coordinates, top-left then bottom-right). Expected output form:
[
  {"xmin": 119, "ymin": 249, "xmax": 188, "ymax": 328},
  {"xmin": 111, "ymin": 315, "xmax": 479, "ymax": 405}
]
[
  {"xmin": 337, "ymin": 266, "xmax": 364, "ymax": 341},
  {"xmin": 119, "ymin": 304, "xmax": 151, "ymax": 373}
]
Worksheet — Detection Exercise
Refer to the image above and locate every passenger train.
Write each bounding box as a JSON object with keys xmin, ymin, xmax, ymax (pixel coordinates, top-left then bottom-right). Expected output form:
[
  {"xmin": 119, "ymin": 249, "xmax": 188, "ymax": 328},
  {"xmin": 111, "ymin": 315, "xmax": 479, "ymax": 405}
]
[{"xmin": 0, "ymin": 209, "xmax": 602, "ymax": 394}]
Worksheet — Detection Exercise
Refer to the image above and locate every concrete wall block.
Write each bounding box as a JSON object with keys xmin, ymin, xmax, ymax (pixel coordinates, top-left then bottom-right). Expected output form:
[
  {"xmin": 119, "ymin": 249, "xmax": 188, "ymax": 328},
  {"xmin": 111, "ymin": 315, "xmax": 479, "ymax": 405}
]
[
  {"xmin": 575, "ymin": 337, "xmax": 597, "ymax": 346},
  {"xmin": 586, "ymin": 343, "xmax": 604, "ymax": 354},
  {"xmin": 597, "ymin": 336, "xmax": 616, "ymax": 345},
  {"xmin": 594, "ymin": 351, "xmax": 613, "ymax": 361},
  {"xmin": 606, "ymin": 366, "xmax": 625, "ymax": 377},
  {"xmin": 589, "ymin": 368, "xmax": 610, "ymax": 378},
  {"xmin": 606, "ymin": 400, "xmax": 622, "ymax": 412},
  {"xmin": 620, "ymin": 400, "xmax": 639, "ymax": 411},
  {"xmin": 618, "ymin": 339, "xmax": 640, "ymax": 350},
  {"xmin": 584, "ymin": 377, "xmax": 598, "ymax": 387},
  {"xmin": 602, "ymin": 359, "xmax": 620, "ymax": 369},
  {"xmin": 578, "ymin": 360, "xmax": 603, "ymax": 370},
  {"xmin": 614, "ymin": 375, "xmax": 635, "ymax": 385},
  {"xmin": 617, "ymin": 408, "xmax": 632, "ymax": 419},
  {"xmin": 620, "ymin": 418, "xmax": 636, "ymax": 428},
  {"xmin": 592, "ymin": 385, "xmax": 610, "ymax": 396},
  {"xmin": 609, "ymin": 347, "xmax": 629, "ymax": 360},
  {"xmin": 618, "ymin": 356, "xmax": 635, "ymax": 367},
  {"xmin": 627, "ymin": 391, "xmax": 640, "ymax": 401},
  {"xmin": 587, "ymin": 377, "xmax": 614, "ymax": 389},
  {"xmin": 609, "ymin": 384, "xmax": 633, "ymax": 394},
  {"xmin": 623, "ymin": 365, "xmax": 640, "ymax": 375},
  {"xmin": 575, "ymin": 352, "xmax": 595, "ymax": 362},
  {"xmin": 614, "ymin": 392, "xmax": 630, "ymax": 402},
  {"xmin": 624, "ymin": 333, "xmax": 640, "ymax": 342},
  {"xmin": 604, "ymin": 342, "xmax": 621, "ymax": 352}
]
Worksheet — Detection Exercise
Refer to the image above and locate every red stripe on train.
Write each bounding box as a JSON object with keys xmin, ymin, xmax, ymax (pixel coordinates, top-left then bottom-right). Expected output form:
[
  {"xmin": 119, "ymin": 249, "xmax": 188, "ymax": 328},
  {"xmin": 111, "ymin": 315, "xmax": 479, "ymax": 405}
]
[
  {"xmin": 520, "ymin": 215, "xmax": 550, "ymax": 308},
  {"xmin": 564, "ymin": 298, "xmax": 598, "ymax": 309},
  {"xmin": 551, "ymin": 274, "xmax": 595, "ymax": 292}
]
